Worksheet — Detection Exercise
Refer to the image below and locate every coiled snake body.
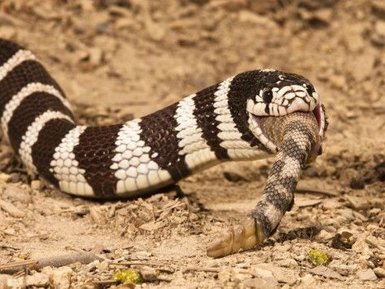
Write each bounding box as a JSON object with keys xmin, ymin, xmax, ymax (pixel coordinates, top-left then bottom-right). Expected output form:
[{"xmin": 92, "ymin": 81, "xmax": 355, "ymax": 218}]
[{"xmin": 0, "ymin": 39, "xmax": 327, "ymax": 257}]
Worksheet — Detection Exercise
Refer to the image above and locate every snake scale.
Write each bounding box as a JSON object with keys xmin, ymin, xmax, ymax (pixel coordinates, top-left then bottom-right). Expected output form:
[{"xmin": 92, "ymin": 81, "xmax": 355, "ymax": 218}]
[{"xmin": 0, "ymin": 39, "xmax": 327, "ymax": 257}]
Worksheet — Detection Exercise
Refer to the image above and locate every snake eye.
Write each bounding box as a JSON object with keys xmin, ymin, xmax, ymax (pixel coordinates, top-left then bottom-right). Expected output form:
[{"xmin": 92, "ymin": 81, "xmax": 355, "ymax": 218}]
[
  {"xmin": 262, "ymin": 90, "xmax": 273, "ymax": 103},
  {"xmin": 304, "ymin": 84, "xmax": 314, "ymax": 95}
]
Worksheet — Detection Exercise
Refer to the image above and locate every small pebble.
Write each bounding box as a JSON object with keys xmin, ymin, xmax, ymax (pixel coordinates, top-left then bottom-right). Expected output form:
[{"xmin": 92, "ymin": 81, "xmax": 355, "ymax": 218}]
[
  {"xmin": 254, "ymin": 267, "xmax": 275, "ymax": 280},
  {"xmin": 3, "ymin": 184, "xmax": 31, "ymax": 203},
  {"xmin": 374, "ymin": 267, "xmax": 385, "ymax": 278},
  {"xmin": 241, "ymin": 277, "xmax": 279, "ymax": 289},
  {"xmin": 26, "ymin": 272, "xmax": 50, "ymax": 287},
  {"xmin": 31, "ymin": 180, "xmax": 41, "ymax": 190},
  {"xmin": 43, "ymin": 266, "xmax": 73, "ymax": 289},
  {"xmin": 309, "ymin": 266, "xmax": 344, "ymax": 280},
  {"xmin": 255, "ymin": 264, "xmax": 298, "ymax": 285},
  {"xmin": 331, "ymin": 231, "xmax": 355, "ymax": 250},
  {"xmin": 300, "ymin": 273, "xmax": 316, "ymax": 286},
  {"xmin": 357, "ymin": 269, "xmax": 377, "ymax": 281},
  {"xmin": 352, "ymin": 236, "xmax": 372, "ymax": 257},
  {"xmin": 0, "ymin": 200, "xmax": 25, "ymax": 218},
  {"xmin": 218, "ymin": 268, "xmax": 232, "ymax": 283}
]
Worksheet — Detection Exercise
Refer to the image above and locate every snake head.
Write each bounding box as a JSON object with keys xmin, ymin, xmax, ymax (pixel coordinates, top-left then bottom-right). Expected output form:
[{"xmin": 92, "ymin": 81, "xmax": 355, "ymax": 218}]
[{"xmin": 246, "ymin": 69, "xmax": 327, "ymax": 153}]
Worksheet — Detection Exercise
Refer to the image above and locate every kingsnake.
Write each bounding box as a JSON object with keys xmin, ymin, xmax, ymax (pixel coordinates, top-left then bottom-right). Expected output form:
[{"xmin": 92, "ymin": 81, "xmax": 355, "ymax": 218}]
[{"xmin": 0, "ymin": 39, "xmax": 327, "ymax": 257}]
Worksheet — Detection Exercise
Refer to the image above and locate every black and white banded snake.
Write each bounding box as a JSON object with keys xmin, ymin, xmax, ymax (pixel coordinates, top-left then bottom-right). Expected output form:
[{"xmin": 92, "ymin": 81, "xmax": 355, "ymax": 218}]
[{"xmin": 0, "ymin": 39, "xmax": 327, "ymax": 257}]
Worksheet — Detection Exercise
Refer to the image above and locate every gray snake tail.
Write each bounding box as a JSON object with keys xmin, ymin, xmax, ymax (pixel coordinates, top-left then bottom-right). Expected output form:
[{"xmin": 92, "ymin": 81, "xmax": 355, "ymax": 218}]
[{"xmin": 207, "ymin": 112, "xmax": 320, "ymax": 257}]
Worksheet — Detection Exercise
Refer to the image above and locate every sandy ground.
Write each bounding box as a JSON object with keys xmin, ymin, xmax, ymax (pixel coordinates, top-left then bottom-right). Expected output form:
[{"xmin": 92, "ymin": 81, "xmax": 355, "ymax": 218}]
[{"xmin": 0, "ymin": 0, "xmax": 385, "ymax": 288}]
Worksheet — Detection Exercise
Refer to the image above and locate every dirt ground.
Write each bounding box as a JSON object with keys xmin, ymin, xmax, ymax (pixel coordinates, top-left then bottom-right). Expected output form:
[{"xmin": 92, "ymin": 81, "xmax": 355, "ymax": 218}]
[{"xmin": 0, "ymin": 0, "xmax": 385, "ymax": 288}]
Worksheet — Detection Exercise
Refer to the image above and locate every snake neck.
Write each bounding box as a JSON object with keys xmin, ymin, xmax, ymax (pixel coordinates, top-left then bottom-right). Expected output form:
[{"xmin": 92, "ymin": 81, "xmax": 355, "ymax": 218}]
[{"xmin": 136, "ymin": 88, "xmax": 272, "ymax": 181}]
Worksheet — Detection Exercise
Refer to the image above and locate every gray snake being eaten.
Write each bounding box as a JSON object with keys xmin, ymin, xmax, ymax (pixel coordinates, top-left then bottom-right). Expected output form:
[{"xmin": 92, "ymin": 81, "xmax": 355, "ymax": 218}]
[{"xmin": 0, "ymin": 39, "xmax": 327, "ymax": 257}]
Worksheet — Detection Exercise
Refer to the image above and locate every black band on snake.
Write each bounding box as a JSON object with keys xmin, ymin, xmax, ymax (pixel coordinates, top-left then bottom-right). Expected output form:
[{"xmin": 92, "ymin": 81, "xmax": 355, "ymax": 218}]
[{"xmin": 0, "ymin": 39, "xmax": 328, "ymax": 257}]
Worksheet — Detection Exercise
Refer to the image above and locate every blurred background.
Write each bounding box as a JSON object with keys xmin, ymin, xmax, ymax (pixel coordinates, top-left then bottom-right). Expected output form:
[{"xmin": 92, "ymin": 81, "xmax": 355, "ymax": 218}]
[{"xmin": 1, "ymin": 0, "xmax": 385, "ymax": 287}]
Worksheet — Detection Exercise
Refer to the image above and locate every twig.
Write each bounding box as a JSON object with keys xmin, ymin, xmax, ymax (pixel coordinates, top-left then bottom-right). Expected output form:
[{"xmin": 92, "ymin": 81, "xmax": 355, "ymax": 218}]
[
  {"xmin": 296, "ymin": 186, "xmax": 338, "ymax": 197},
  {"xmin": 0, "ymin": 260, "xmax": 37, "ymax": 271},
  {"xmin": 0, "ymin": 11, "xmax": 27, "ymax": 26},
  {"xmin": 0, "ymin": 244, "xmax": 19, "ymax": 251},
  {"xmin": 0, "ymin": 251, "xmax": 102, "ymax": 274},
  {"xmin": 184, "ymin": 266, "xmax": 260, "ymax": 278},
  {"xmin": 92, "ymin": 280, "xmax": 118, "ymax": 287},
  {"xmin": 184, "ymin": 267, "xmax": 220, "ymax": 273},
  {"xmin": 109, "ymin": 260, "xmax": 171, "ymax": 267},
  {"xmin": 109, "ymin": 261, "xmax": 175, "ymax": 274}
]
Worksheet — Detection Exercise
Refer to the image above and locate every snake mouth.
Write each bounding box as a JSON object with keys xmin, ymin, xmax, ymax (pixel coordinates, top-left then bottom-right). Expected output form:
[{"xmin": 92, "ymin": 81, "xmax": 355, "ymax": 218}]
[
  {"xmin": 312, "ymin": 104, "xmax": 327, "ymax": 138},
  {"xmin": 249, "ymin": 104, "xmax": 326, "ymax": 153},
  {"xmin": 249, "ymin": 114, "xmax": 278, "ymax": 153}
]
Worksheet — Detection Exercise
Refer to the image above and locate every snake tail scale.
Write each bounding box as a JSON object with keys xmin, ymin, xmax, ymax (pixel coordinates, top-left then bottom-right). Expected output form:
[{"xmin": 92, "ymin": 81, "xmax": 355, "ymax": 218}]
[{"xmin": 0, "ymin": 39, "xmax": 327, "ymax": 257}]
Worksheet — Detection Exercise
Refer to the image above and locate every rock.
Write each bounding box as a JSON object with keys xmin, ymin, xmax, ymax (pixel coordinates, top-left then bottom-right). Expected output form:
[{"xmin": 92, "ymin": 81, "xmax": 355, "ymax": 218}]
[
  {"xmin": 249, "ymin": 0, "xmax": 280, "ymax": 14},
  {"xmin": 317, "ymin": 229, "xmax": 335, "ymax": 242},
  {"xmin": 145, "ymin": 20, "xmax": 166, "ymax": 41},
  {"xmin": 88, "ymin": 47, "xmax": 104, "ymax": 66},
  {"xmin": 338, "ymin": 209, "xmax": 355, "ymax": 221},
  {"xmin": 0, "ymin": 274, "xmax": 22, "ymax": 288},
  {"xmin": 241, "ymin": 277, "xmax": 279, "ymax": 289},
  {"xmin": 345, "ymin": 195, "xmax": 371, "ymax": 210},
  {"xmin": 255, "ymin": 264, "xmax": 298, "ymax": 285},
  {"xmin": 95, "ymin": 260, "xmax": 109, "ymax": 271},
  {"xmin": 3, "ymin": 184, "xmax": 32, "ymax": 204},
  {"xmin": 375, "ymin": 21, "xmax": 385, "ymax": 37},
  {"xmin": 374, "ymin": 161, "xmax": 385, "ymax": 181},
  {"xmin": 366, "ymin": 235, "xmax": 385, "ymax": 249},
  {"xmin": 296, "ymin": 198, "xmax": 322, "ymax": 208},
  {"xmin": 0, "ymin": 25, "xmax": 17, "ymax": 39},
  {"xmin": 237, "ymin": 11, "xmax": 277, "ymax": 29},
  {"xmin": 223, "ymin": 171, "xmax": 248, "ymax": 182},
  {"xmin": 349, "ymin": 178, "xmax": 365, "ymax": 190},
  {"xmin": 331, "ymin": 231, "xmax": 355, "ymax": 250},
  {"xmin": 372, "ymin": 0, "xmax": 385, "ymax": 19},
  {"xmin": 208, "ymin": 0, "xmax": 248, "ymax": 11},
  {"xmin": 352, "ymin": 236, "xmax": 372, "ymax": 257},
  {"xmin": 357, "ymin": 269, "xmax": 377, "ymax": 281},
  {"xmin": 253, "ymin": 267, "xmax": 276, "ymax": 280},
  {"xmin": 89, "ymin": 206, "xmax": 107, "ymax": 225},
  {"xmin": 311, "ymin": 8, "xmax": 333, "ymax": 25},
  {"xmin": 218, "ymin": 268, "xmax": 232, "ymax": 283},
  {"xmin": 300, "ymin": 273, "xmax": 316, "ymax": 286},
  {"xmin": 3, "ymin": 227, "xmax": 16, "ymax": 235},
  {"xmin": 339, "ymin": 168, "xmax": 360, "ymax": 186},
  {"xmin": 0, "ymin": 200, "xmax": 25, "ymax": 218},
  {"xmin": 299, "ymin": 7, "xmax": 332, "ymax": 28},
  {"xmin": 329, "ymin": 262, "xmax": 358, "ymax": 276},
  {"xmin": 43, "ymin": 266, "xmax": 73, "ymax": 289},
  {"xmin": 31, "ymin": 180, "xmax": 42, "ymax": 190},
  {"xmin": 309, "ymin": 266, "xmax": 344, "ymax": 280},
  {"xmin": 233, "ymin": 270, "xmax": 253, "ymax": 282},
  {"xmin": 26, "ymin": 272, "xmax": 50, "ymax": 287},
  {"xmin": 374, "ymin": 267, "xmax": 385, "ymax": 278},
  {"xmin": 276, "ymin": 258, "xmax": 298, "ymax": 269}
]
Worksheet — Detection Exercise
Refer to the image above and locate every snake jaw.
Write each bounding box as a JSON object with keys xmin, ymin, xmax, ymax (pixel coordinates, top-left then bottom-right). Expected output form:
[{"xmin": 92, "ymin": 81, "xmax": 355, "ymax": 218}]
[
  {"xmin": 312, "ymin": 104, "xmax": 327, "ymax": 139},
  {"xmin": 249, "ymin": 103, "xmax": 326, "ymax": 154},
  {"xmin": 249, "ymin": 114, "xmax": 278, "ymax": 153},
  {"xmin": 206, "ymin": 217, "xmax": 266, "ymax": 258}
]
